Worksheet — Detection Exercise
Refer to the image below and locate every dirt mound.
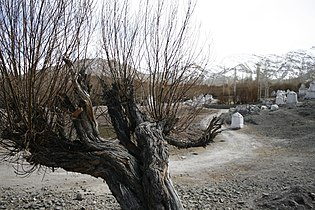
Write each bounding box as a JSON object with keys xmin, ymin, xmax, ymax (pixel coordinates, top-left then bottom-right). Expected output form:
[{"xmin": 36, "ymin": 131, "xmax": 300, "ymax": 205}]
[
  {"xmin": 257, "ymin": 184, "xmax": 315, "ymax": 210},
  {"xmin": 244, "ymin": 100, "xmax": 315, "ymax": 149}
]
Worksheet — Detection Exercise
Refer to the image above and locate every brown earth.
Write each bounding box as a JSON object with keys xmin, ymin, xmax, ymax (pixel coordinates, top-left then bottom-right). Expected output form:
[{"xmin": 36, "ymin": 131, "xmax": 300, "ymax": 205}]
[{"xmin": 0, "ymin": 100, "xmax": 315, "ymax": 209}]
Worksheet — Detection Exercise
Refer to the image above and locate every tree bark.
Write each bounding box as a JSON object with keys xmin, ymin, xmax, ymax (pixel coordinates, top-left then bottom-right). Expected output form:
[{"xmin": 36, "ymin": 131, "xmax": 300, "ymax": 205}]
[
  {"xmin": 136, "ymin": 122, "xmax": 183, "ymax": 209},
  {"xmin": 1, "ymin": 59, "xmax": 184, "ymax": 210},
  {"xmin": 166, "ymin": 116, "xmax": 223, "ymax": 148},
  {"xmin": 1, "ymin": 57, "xmax": 223, "ymax": 209},
  {"xmin": 101, "ymin": 80, "xmax": 183, "ymax": 209}
]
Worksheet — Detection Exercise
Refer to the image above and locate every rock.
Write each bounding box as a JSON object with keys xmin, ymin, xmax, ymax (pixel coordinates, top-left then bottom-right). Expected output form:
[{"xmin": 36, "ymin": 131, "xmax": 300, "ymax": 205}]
[
  {"xmin": 270, "ymin": 104, "xmax": 279, "ymax": 111},
  {"xmin": 262, "ymin": 193, "xmax": 270, "ymax": 197},
  {"xmin": 261, "ymin": 105, "xmax": 268, "ymax": 110},
  {"xmin": 75, "ymin": 193, "xmax": 84, "ymax": 201}
]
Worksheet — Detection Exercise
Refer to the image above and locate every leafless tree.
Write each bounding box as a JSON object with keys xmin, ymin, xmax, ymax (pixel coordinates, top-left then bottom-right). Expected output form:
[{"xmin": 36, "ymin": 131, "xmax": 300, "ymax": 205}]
[
  {"xmin": 0, "ymin": 0, "xmax": 221, "ymax": 209},
  {"xmin": 0, "ymin": 0, "xmax": 95, "ymax": 141},
  {"xmin": 100, "ymin": 0, "xmax": 214, "ymax": 135}
]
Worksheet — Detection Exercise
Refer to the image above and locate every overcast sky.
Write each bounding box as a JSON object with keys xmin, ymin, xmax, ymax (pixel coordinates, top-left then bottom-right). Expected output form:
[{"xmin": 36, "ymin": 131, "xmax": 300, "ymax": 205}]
[{"xmin": 195, "ymin": 0, "xmax": 315, "ymax": 64}]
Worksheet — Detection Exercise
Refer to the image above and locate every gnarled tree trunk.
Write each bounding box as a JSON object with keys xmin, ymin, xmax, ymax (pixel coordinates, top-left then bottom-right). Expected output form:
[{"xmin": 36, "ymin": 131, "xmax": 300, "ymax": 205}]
[
  {"xmin": 1, "ymin": 58, "xmax": 184, "ymax": 210},
  {"xmin": 1, "ymin": 58, "xmax": 223, "ymax": 209}
]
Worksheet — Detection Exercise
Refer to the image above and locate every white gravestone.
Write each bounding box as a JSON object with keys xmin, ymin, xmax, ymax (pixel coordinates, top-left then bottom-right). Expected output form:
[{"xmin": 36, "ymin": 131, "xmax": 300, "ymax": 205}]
[
  {"xmin": 275, "ymin": 90, "xmax": 286, "ymax": 105},
  {"xmin": 298, "ymin": 83, "xmax": 307, "ymax": 98},
  {"xmin": 305, "ymin": 81, "xmax": 315, "ymax": 99},
  {"xmin": 231, "ymin": 112, "xmax": 244, "ymax": 129},
  {"xmin": 287, "ymin": 91, "xmax": 298, "ymax": 104}
]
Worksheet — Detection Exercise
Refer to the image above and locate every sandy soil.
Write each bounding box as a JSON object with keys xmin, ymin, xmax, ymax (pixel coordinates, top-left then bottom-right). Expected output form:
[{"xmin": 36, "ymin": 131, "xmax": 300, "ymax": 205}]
[{"xmin": 0, "ymin": 100, "xmax": 315, "ymax": 209}]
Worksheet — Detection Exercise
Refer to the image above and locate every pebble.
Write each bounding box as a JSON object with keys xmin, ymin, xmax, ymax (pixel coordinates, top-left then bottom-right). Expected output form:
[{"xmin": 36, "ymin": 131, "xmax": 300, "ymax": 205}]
[
  {"xmin": 262, "ymin": 192, "xmax": 270, "ymax": 197},
  {"xmin": 0, "ymin": 187, "xmax": 119, "ymax": 210},
  {"xmin": 75, "ymin": 193, "xmax": 84, "ymax": 201},
  {"xmin": 0, "ymin": 176, "xmax": 314, "ymax": 210}
]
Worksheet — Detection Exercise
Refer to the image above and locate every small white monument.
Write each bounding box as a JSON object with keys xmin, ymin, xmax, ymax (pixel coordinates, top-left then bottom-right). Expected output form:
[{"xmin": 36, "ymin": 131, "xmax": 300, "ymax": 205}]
[
  {"xmin": 286, "ymin": 91, "xmax": 298, "ymax": 105},
  {"xmin": 204, "ymin": 94, "xmax": 213, "ymax": 104},
  {"xmin": 305, "ymin": 81, "xmax": 315, "ymax": 99},
  {"xmin": 298, "ymin": 83, "xmax": 307, "ymax": 98},
  {"xmin": 231, "ymin": 112, "xmax": 244, "ymax": 129},
  {"xmin": 275, "ymin": 90, "xmax": 286, "ymax": 105}
]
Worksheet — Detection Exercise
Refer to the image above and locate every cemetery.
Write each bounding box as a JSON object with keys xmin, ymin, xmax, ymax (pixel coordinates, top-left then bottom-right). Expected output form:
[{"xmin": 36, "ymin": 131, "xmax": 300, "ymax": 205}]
[
  {"xmin": 2, "ymin": 82, "xmax": 314, "ymax": 209},
  {"xmin": 0, "ymin": 0, "xmax": 314, "ymax": 208}
]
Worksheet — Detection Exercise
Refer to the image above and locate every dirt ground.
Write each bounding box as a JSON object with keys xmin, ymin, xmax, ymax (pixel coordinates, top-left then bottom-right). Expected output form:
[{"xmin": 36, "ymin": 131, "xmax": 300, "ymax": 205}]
[
  {"xmin": 0, "ymin": 100, "xmax": 315, "ymax": 209},
  {"xmin": 171, "ymin": 99, "xmax": 315, "ymax": 209}
]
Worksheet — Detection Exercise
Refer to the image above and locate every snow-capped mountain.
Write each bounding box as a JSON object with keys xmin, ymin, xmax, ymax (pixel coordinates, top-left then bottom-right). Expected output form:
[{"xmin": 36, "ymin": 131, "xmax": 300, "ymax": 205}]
[
  {"xmin": 73, "ymin": 48, "xmax": 315, "ymax": 86},
  {"xmin": 204, "ymin": 48, "xmax": 315, "ymax": 84}
]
